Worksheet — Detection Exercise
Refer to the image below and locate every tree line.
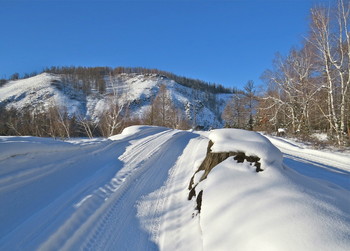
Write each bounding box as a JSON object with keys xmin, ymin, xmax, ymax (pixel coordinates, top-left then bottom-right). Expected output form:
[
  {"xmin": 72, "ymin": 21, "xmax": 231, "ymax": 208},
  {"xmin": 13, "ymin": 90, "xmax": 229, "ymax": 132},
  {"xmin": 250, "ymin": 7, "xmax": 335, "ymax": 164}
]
[
  {"xmin": 2, "ymin": 66, "xmax": 233, "ymax": 96},
  {"xmin": 43, "ymin": 66, "xmax": 233, "ymax": 94}
]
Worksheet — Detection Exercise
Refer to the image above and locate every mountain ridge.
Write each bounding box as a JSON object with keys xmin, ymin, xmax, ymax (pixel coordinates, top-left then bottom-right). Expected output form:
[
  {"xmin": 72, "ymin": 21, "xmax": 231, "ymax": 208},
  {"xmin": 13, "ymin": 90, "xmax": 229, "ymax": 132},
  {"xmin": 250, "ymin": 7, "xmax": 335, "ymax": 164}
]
[{"xmin": 0, "ymin": 71, "xmax": 233, "ymax": 136}]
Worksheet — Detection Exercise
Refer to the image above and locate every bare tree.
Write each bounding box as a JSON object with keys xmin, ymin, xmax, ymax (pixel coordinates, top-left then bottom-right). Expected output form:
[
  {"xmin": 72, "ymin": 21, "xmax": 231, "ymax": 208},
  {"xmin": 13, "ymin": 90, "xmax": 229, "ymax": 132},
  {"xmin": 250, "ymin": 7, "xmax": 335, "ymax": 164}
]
[
  {"xmin": 99, "ymin": 100, "xmax": 124, "ymax": 137},
  {"xmin": 222, "ymin": 99, "xmax": 235, "ymax": 128},
  {"xmin": 77, "ymin": 114, "xmax": 96, "ymax": 139},
  {"xmin": 143, "ymin": 84, "xmax": 182, "ymax": 128},
  {"xmin": 261, "ymin": 44, "xmax": 322, "ymax": 134},
  {"xmin": 243, "ymin": 80, "xmax": 257, "ymax": 130},
  {"xmin": 259, "ymin": 0, "xmax": 350, "ymax": 145},
  {"xmin": 46, "ymin": 102, "xmax": 72, "ymax": 139},
  {"xmin": 151, "ymin": 84, "xmax": 177, "ymax": 127},
  {"xmin": 222, "ymin": 91, "xmax": 247, "ymax": 129}
]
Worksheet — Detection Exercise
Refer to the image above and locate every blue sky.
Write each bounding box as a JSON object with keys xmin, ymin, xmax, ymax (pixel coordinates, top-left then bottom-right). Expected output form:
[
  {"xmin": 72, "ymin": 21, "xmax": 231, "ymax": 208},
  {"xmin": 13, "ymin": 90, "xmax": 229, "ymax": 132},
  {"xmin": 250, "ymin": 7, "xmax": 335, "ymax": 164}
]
[{"xmin": 0, "ymin": 0, "xmax": 331, "ymax": 89}]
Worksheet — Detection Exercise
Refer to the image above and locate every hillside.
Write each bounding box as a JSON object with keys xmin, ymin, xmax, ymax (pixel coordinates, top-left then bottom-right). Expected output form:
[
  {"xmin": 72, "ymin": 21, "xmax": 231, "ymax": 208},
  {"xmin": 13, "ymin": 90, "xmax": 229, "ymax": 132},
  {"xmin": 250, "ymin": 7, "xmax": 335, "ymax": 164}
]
[
  {"xmin": 0, "ymin": 126, "xmax": 349, "ymax": 250},
  {"xmin": 0, "ymin": 72, "xmax": 232, "ymax": 132}
]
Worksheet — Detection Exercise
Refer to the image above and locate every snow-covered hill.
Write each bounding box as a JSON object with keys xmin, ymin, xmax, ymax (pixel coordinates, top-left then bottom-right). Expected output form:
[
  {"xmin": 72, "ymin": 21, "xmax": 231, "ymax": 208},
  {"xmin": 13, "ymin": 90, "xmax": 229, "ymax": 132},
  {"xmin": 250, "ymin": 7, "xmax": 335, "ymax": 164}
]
[
  {"xmin": 0, "ymin": 73, "xmax": 85, "ymax": 115},
  {"xmin": 0, "ymin": 73, "xmax": 232, "ymax": 129},
  {"xmin": 0, "ymin": 126, "xmax": 349, "ymax": 250}
]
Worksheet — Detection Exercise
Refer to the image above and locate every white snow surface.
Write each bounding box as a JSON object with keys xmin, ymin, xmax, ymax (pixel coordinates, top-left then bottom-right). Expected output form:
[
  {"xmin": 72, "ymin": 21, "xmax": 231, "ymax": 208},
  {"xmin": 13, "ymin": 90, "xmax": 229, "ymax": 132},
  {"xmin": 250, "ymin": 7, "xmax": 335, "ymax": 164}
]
[
  {"xmin": 311, "ymin": 132, "xmax": 329, "ymax": 142},
  {"xmin": 0, "ymin": 73, "xmax": 84, "ymax": 116},
  {"xmin": 209, "ymin": 128, "xmax": 283, "ymax": 169},
  {"xmin": 0, "ymin": 126, "xmax": 349, "ymax": 250}
]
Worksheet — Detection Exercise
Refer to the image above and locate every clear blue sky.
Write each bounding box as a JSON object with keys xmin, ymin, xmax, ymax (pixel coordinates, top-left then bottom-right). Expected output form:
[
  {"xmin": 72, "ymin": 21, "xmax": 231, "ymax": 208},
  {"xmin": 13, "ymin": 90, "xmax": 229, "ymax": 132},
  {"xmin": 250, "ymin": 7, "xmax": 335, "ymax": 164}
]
[{"xmin": 0, "ymin": 0, "xmax": 332, "ymax": 89}]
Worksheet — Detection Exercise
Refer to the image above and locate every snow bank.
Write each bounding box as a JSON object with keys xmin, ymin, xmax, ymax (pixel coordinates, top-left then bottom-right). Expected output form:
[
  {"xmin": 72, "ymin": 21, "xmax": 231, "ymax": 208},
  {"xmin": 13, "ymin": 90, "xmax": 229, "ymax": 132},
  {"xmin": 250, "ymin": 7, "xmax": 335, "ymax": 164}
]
[
  {"xmin": 0, "ymin": 136, "xmax": 78, "ymax": 161},
  {"xmin": 108, "ymin": 126, "xmax": 145, "ymax": 141},
  {"xmin": 197, "ymin": 157, "xmax": 350, "ymax": 251},
  {"xmin": 209, "ymin": 128, "xmax": 283, "ymax": 169}
]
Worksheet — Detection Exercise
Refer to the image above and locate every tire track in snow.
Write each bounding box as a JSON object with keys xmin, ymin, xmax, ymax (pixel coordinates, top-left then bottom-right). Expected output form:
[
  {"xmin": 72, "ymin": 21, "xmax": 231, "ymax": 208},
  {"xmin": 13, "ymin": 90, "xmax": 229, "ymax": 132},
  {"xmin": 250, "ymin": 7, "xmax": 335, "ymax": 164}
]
[
  {"xmin": 267, "ymin": 136, "xmax": 350, "ymax": 172},
  {"xmin": 80, "ymin": 130, "xmax": 179, "ymax": 250},
  {"xmin": 81, "ymin": 130, "xmax": 195, "ymax": 251},
  {"xmin": 0, "ymin": 127, "xmax": 171, "ymax": 250},
  {"xmin": 38, "ymin": 129, "xmax": 194, "ymax": 251},
  {"xmin": 84, "ymin": 129, "xmax": 174, "ymax": 201},
  {"xmin": 0, "ymin": 141, "xmax": 114, "ymax": 191},
  {"xmin": 0, "ymin": 139, "xmax": 126, "ymax": 246},
  {"xmin": 137, "ymin": 135, "xmax": 208, "ymax": 251},
  {"xmin": 266, "ymin": 136, "xmax": 350, "ymax": 191}
]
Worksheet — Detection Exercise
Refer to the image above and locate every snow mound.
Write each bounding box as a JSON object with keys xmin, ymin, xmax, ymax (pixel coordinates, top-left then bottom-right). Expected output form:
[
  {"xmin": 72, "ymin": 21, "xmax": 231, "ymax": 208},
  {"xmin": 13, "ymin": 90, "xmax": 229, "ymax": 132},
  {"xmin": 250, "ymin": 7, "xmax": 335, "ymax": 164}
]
[
  {"xmin": 193, "ymin": 129, "xmax": 350, "ymax": 250},
  {"xmin": 209, "ymin": 128, "xmax": 283, "ymax": 169},
  {"xmin": 108, "ymin": 125, "xmax": 148, "ymax": 140},
  {"xmin": 198, "ymin": 156, "xmax": 350, "ymax": 251},
  {"xmin": 109, "ymin": 125, "xmax": 169, "ymax": 141}
]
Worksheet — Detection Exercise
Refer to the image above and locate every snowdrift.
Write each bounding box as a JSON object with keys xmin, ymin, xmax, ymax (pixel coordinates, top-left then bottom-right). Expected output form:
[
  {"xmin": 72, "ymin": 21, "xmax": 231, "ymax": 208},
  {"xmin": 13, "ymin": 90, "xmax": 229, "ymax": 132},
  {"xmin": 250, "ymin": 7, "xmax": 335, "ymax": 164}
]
[{"xmin": 209, "ymin": 128, "xmax": 283, "ymax": 169}]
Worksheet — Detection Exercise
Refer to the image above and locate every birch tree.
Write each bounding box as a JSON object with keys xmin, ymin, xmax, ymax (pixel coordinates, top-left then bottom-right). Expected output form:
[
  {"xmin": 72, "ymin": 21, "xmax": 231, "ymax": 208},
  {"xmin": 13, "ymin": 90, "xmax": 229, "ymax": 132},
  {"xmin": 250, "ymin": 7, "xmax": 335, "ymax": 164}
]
[
  {"xmin": 99, "ymin": 74, "xmax": 130, "ymax": 137},
  {"xmin": 260, "ymin": 0, "xmax": 350, "ymax": 145},
  {"xmin": 309, "ymin": 0, "xmax": 350, "ymax": 144}
]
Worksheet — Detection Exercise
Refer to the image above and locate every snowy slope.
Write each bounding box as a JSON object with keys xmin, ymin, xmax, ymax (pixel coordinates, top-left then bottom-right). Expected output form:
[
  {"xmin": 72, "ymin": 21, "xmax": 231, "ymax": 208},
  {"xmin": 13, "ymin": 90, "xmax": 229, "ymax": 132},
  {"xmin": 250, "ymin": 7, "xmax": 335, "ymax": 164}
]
[
  {"xmin": 0, "ymin": 73, "xmax": 85, "ymax": 115},
  {"xmin": 0, "ymin": 73, "xmax": 231, "ymax": 128},
  {"xmin": 0, "ymin": 126, "xmax": 349, "ymax": 250}
]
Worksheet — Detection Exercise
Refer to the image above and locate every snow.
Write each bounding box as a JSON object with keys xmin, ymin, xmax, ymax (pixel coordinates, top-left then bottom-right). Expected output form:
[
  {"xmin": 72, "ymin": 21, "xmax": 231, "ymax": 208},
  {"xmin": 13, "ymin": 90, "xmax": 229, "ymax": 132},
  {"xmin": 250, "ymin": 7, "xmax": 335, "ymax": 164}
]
[
  {"xmin": 194, "ymin": 129, "xmax": 349, "ymax": 250},
  {"xmin": 278, "ymin": 128, "xmax": 286, "ymax": 133},
  {"xmin": 0, "ymin": 73, "xmax": 59, "ymax": 103},
  {"xmin": 0, "ymin": 126, "xmax": 349, "ymax": 250},
  {"xmin": 198, "ymin": 157, "xmax": 350, "ymax": 251},
  {"xmin": 0, "ymin": 136, "xmax": 76, "ymax": 161},
  {"xmin": 109, "ymin": 125, "xmax": 153, "ymax": 140},
  {"xmin": 209, "ymin": 128, "xmax": 283, "ymax": 169},
  {"xmin": 137, "ymin": 134, "xmax": 207, "ymax": 250},
  {"xmin": 266, "ymin": 135, "xmax": 350, "ymax": 173},
  {"xmin": 311, "ymin": 132, "xmax": 328, "ymax": 142},
  {"xmin": 0, "ymin": 73, "xmax": 84, "ymax": 116}
]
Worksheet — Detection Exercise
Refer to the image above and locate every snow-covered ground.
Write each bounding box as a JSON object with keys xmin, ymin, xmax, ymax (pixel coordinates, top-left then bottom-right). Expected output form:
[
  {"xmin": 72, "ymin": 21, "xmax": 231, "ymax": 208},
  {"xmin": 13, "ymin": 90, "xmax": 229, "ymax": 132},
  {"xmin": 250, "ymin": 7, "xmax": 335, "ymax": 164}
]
[
  {"xmin": 0, "ymin": 126, "xmax": 349, "ymax": 250},
  {"xmin": 0, "ymin": 73, "xmax": 85, "ymax": 115}
]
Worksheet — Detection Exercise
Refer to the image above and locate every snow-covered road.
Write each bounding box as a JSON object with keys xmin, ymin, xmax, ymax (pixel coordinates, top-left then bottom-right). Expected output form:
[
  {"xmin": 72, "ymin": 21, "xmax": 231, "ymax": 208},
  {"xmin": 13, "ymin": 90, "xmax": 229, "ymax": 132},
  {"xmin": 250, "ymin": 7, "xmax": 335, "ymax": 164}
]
[
  {"xmin": 0, "ymin": 127, "xmax": 206, "ymax": 250},
  {"xmin": 266, "ymin": 135, "xmax": 350, "ymax": 191},
  {"xmin": 0, "ymin": 127, "xmax": 349, "ymax": 250}
]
